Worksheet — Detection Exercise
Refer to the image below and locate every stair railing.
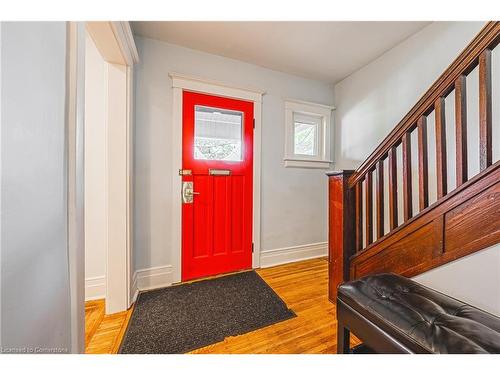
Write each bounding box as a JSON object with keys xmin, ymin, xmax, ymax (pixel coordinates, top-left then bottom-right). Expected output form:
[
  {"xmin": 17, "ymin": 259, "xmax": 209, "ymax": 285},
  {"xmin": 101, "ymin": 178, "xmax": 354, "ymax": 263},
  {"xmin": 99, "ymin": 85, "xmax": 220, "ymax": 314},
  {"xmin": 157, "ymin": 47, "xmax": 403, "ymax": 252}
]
[{"xmin": 327, "ymin": 22, "xmax": 500, "ymax": 301}]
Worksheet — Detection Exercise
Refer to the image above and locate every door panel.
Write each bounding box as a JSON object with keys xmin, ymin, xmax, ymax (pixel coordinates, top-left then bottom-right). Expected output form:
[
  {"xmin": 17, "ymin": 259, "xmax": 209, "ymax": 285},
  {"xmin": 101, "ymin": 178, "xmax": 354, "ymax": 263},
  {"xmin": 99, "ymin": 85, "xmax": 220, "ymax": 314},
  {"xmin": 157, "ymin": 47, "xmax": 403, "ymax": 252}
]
[
  {"xmin": 192, "ymin": 175, "xmax": 212, "ymax": 259},
  {"xmin": 231, "ymin": 175, "xmax": 245, "ymax": 254},
  {"xmin": 213, "ymin": 175, "xmax": 230, "ymax": 256},
  {"xmin": 181, "ymin": 91, "xmax": 254, "ymax": 281}
]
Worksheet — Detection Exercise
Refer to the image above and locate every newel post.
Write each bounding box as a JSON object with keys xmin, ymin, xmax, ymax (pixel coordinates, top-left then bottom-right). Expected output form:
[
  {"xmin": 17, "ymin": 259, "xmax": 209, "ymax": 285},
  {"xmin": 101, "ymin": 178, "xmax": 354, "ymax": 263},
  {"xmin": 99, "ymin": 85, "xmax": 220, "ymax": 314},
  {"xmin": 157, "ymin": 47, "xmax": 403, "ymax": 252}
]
[{"xmin": 326, "ymin": 170, "xmax": 355, "ymax": 302}]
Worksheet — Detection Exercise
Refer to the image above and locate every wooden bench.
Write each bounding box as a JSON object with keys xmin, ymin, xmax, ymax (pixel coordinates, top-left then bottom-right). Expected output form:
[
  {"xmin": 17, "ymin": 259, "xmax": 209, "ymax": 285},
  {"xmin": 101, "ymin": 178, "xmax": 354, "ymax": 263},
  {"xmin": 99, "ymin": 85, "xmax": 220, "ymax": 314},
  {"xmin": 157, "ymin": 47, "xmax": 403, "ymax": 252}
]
[{"xmin": 336, "ymin": 273, "xmax": 500, "ymax": 354}]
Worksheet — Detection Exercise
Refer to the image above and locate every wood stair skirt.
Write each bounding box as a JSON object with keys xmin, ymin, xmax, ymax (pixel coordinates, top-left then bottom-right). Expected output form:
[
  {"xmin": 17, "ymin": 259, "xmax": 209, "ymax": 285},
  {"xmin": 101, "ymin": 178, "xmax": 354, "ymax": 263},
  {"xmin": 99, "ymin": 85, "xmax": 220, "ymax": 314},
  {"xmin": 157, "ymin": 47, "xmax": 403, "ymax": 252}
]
[{"xmin": 327, "ymin": 22, "xmax": 500, "ymax": 301}]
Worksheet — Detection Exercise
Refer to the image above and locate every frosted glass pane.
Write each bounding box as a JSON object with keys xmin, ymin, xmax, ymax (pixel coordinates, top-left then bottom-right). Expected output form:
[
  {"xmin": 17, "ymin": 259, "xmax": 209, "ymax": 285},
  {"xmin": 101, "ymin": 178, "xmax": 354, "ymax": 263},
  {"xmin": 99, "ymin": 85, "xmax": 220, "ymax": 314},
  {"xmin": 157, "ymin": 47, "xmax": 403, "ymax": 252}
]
[
  {"xmin": 293, "ymin": 113, "xmax": 320, "ymax": 156},
  {"xmin": 194, "ymin": 105, "xmax": 243, "ymax": 161}
]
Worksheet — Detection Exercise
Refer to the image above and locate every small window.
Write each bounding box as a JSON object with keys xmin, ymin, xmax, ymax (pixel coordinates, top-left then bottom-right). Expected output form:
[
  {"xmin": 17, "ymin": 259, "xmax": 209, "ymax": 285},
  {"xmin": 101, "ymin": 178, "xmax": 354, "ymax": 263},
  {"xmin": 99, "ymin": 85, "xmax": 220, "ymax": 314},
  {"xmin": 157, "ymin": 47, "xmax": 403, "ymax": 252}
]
[
  {"xmin": 284, "ymin": 99, "xmax": 333, "ymax": 169},
  {"xmin": 194, "ymin": 105, "xmax": 243, "ymax": 161},
  {"xmin": 293, "ymin": 113, "xmax": 321, "ymax": 156}
]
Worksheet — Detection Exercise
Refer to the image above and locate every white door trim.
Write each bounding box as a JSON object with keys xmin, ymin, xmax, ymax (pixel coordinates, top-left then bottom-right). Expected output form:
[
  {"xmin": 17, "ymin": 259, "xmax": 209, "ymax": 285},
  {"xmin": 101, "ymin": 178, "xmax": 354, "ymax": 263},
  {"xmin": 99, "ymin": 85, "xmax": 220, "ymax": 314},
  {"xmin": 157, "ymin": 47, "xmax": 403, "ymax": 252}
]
[
  {"xmin": 66, "ymin": 21, "xmax": 86, "ymax": 354},
  {"xmin": 169, "ymin": 73, "xmax": 264, "ymax": 283},
  {"xmin": 85, "ymin": 21, "xmax": 138, "ymax": 313}
]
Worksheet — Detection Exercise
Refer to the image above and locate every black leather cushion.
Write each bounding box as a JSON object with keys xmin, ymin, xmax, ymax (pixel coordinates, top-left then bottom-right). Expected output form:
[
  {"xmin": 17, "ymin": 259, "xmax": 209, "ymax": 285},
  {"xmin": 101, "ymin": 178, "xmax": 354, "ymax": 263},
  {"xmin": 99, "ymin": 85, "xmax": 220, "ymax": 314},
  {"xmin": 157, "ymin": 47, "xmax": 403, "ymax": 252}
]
[{"xmin": 338, "ymin": 273, "xmax": 500, "ymax": 353}]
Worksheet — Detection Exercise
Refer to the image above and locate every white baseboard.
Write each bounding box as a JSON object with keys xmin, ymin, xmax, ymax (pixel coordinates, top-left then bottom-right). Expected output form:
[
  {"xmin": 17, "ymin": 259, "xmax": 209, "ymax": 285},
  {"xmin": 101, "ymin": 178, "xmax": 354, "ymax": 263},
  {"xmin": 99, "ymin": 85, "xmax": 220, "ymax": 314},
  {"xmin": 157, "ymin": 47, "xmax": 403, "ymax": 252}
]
[
  {"xmin": 260, "ymin": 242, "xmax": 328, "ymax": 268},
  {"xmin": 85, "ymin": 276, "xmax": 106, "ymax": 301},
  {"xmin": 131, "ymin": 264, "xmax": 174, "ymax": 302},
  {"xmin": 130, "ymin": 271, "xmax": 139, "ymax": 304}
]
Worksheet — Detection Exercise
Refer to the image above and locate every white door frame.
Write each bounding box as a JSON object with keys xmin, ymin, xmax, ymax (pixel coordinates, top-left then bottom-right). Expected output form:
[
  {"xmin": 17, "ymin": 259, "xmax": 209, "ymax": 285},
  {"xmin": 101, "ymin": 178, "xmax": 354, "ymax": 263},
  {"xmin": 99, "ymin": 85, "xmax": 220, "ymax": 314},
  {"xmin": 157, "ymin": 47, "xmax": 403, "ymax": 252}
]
[
  {"xmin": 169, "ymin": 73, "xmax": 265, "ymax": 283},
  {"xmin": 67, "ymin": 21, "xmax": 86, "ymax": 354},
  {"xmin": 85, "ymin": 22, "xmax": 138, "ymax": 313}
]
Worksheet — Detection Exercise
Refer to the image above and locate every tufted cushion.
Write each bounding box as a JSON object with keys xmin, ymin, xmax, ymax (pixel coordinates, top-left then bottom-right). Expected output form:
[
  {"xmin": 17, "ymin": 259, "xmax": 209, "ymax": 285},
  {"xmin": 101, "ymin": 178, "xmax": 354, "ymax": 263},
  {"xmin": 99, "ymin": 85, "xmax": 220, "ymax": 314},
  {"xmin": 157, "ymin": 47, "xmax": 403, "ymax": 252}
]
[{"xmin": 338, "ymin": 273, "xmax": 500, "ymax": 353}]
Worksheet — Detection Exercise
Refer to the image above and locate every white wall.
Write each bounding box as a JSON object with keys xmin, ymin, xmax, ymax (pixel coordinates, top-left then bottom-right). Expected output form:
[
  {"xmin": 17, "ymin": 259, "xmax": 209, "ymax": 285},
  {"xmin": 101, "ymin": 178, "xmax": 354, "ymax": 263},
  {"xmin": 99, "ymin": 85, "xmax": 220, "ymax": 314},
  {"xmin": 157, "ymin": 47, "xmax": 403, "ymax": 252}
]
[
  {"xmin": 414, "ymin": 246, "xmax": 500, "ymax": 315},
  {"xmin": 133, "ymin": 37, "xmax": 334, "ymax": 274},
  {"xmin": 334, "ymin": 21, "xmax": 500, "ymax": 316},
  {"xmin": 84, "ymin": 33, "xmax": 107, "ymax": 300},
  {"xmin": 1, "ymin": 22, "xmax": 72, "ymax": 351}
]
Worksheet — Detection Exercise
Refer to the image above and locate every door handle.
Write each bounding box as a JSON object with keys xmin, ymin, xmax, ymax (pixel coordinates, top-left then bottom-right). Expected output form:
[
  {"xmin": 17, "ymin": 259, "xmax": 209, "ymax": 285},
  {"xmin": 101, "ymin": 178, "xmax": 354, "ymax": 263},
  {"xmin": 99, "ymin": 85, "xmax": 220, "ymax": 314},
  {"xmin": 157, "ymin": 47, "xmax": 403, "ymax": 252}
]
[{"xmin": 182, "ymin": 181, "xmax": 200, "ymax": 203}]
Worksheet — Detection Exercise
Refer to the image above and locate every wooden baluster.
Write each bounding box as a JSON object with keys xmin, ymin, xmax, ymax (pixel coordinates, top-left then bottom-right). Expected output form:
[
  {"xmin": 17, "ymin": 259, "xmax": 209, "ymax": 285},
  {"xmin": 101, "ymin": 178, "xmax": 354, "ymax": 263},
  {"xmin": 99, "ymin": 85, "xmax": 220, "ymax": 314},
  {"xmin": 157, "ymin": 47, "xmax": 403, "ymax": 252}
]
[
  {"xmin": 455, "ymin": 75, "xmax": 468, "ymax": 186},
  {"xmin": 376, "ymin": 160, "xmax": 384, "ymax": 239},
  {"xmin": 479, "ymin": 49, "xmax": 492, "ymax": 171},
  {"xmin": 365, "ymin": 171, "xmax": 373, "ymax": 246},
  {"xmin": 417, "ymin": 116, "xmax": 429, "ymax": 211},
  {"xmin": 388, "ymin": 146, "xmax": 398, "ymax": 230},
  {"xmin": 355, "ymin": 181, "xmax": 363, "ymax": 252},
  {"xmin": 402, "ymin": 132, "xmax": 412, "ymax": 221},
  {"xmin": 435, "ymin": 97, "xmax": 447, "ymax": 199}
]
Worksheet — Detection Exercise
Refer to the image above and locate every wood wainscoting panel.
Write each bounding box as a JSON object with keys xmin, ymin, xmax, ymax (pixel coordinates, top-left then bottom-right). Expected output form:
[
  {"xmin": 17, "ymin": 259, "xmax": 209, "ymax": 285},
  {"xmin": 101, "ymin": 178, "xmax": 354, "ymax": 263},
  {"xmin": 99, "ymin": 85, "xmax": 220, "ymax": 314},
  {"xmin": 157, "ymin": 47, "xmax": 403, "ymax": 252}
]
[
  {"xmin": 445, "ymin": 181, "xmax": 500, "ymax": 256},
  {"xmin": 352, "ymin": 220, "xmax": 440, "ymax": 279},
  {"xmin": 350, "ymin": 162, "xmax": 499, "ymax": 280}
]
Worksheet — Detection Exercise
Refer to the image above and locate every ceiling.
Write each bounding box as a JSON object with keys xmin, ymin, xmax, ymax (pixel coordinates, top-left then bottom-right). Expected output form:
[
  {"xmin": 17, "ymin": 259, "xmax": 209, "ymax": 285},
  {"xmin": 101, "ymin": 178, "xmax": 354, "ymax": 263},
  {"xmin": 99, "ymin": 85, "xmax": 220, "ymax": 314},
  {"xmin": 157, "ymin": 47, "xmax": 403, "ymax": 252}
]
[{"xmin": 132, "ymin": 21, "xmax": 431, "ymax": 84}]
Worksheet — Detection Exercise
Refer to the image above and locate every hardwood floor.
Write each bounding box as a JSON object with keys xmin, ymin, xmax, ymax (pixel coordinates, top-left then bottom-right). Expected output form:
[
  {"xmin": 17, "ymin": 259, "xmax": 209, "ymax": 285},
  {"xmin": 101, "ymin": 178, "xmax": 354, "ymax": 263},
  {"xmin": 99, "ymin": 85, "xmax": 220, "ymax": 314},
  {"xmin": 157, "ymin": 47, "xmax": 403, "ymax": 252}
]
[
  {"xmin": 85, "ymin": 257, "xmax": 360, "ymax": 354},
  {"xmin": 85, "ymin": 299, "xmax": 133, "ymax": 354}
]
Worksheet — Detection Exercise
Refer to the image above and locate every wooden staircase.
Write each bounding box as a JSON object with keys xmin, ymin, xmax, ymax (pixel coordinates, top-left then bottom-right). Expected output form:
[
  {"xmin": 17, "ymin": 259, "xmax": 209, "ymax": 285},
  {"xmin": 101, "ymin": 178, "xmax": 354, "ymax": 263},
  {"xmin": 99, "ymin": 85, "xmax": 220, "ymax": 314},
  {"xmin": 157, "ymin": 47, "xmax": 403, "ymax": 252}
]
[{"xmin": 327, "ymin": 22, "xmax": 500, "ymax": 301}]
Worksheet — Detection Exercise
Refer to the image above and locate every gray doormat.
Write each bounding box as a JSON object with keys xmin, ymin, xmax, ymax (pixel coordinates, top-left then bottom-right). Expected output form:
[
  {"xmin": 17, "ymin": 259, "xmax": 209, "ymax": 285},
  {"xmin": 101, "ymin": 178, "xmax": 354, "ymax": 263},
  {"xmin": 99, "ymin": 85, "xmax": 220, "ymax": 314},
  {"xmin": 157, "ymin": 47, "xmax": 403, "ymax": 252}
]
[{"xmin": 119, "ymin": 271, "xmax": 296, "ymax": 354}]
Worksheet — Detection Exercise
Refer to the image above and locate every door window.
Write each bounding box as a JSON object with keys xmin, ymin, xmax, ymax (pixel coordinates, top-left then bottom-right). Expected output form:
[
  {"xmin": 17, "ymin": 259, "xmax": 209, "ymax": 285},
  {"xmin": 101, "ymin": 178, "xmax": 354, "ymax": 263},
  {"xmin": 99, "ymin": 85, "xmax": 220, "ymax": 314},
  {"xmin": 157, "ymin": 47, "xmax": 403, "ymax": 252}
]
[{"xmin": 194, "ymin": 105, "xmax": 243, "ymax": 161}]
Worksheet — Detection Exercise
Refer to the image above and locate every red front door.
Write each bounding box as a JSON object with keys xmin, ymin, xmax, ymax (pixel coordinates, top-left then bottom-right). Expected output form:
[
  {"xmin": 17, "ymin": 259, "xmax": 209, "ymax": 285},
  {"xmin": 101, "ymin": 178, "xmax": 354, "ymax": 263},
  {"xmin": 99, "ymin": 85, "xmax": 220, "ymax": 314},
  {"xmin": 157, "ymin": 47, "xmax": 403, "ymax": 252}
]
[{"xmin": 181, "ymin": 91, "xmax": 254, "ymax": 281}]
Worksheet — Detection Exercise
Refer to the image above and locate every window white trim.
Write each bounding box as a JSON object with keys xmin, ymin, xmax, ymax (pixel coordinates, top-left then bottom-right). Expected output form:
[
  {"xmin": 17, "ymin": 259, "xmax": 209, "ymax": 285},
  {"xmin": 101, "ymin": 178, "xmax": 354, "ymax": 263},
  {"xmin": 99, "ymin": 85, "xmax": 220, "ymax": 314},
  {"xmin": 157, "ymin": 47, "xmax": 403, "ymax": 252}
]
[
  {"xmin": 284, "ymin": 99, "xmax": 333, "ymax": 169},
  {"xmin": 283, "ymin": 159, "xmax": 332, "ymax": 169},
  {"xmin": 169, "ymin": 73, "xmax": 264, "ymax": 282},
  {"xmin": 284, "ymin": 98, "xmax": 335, "ymax": 111}
]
